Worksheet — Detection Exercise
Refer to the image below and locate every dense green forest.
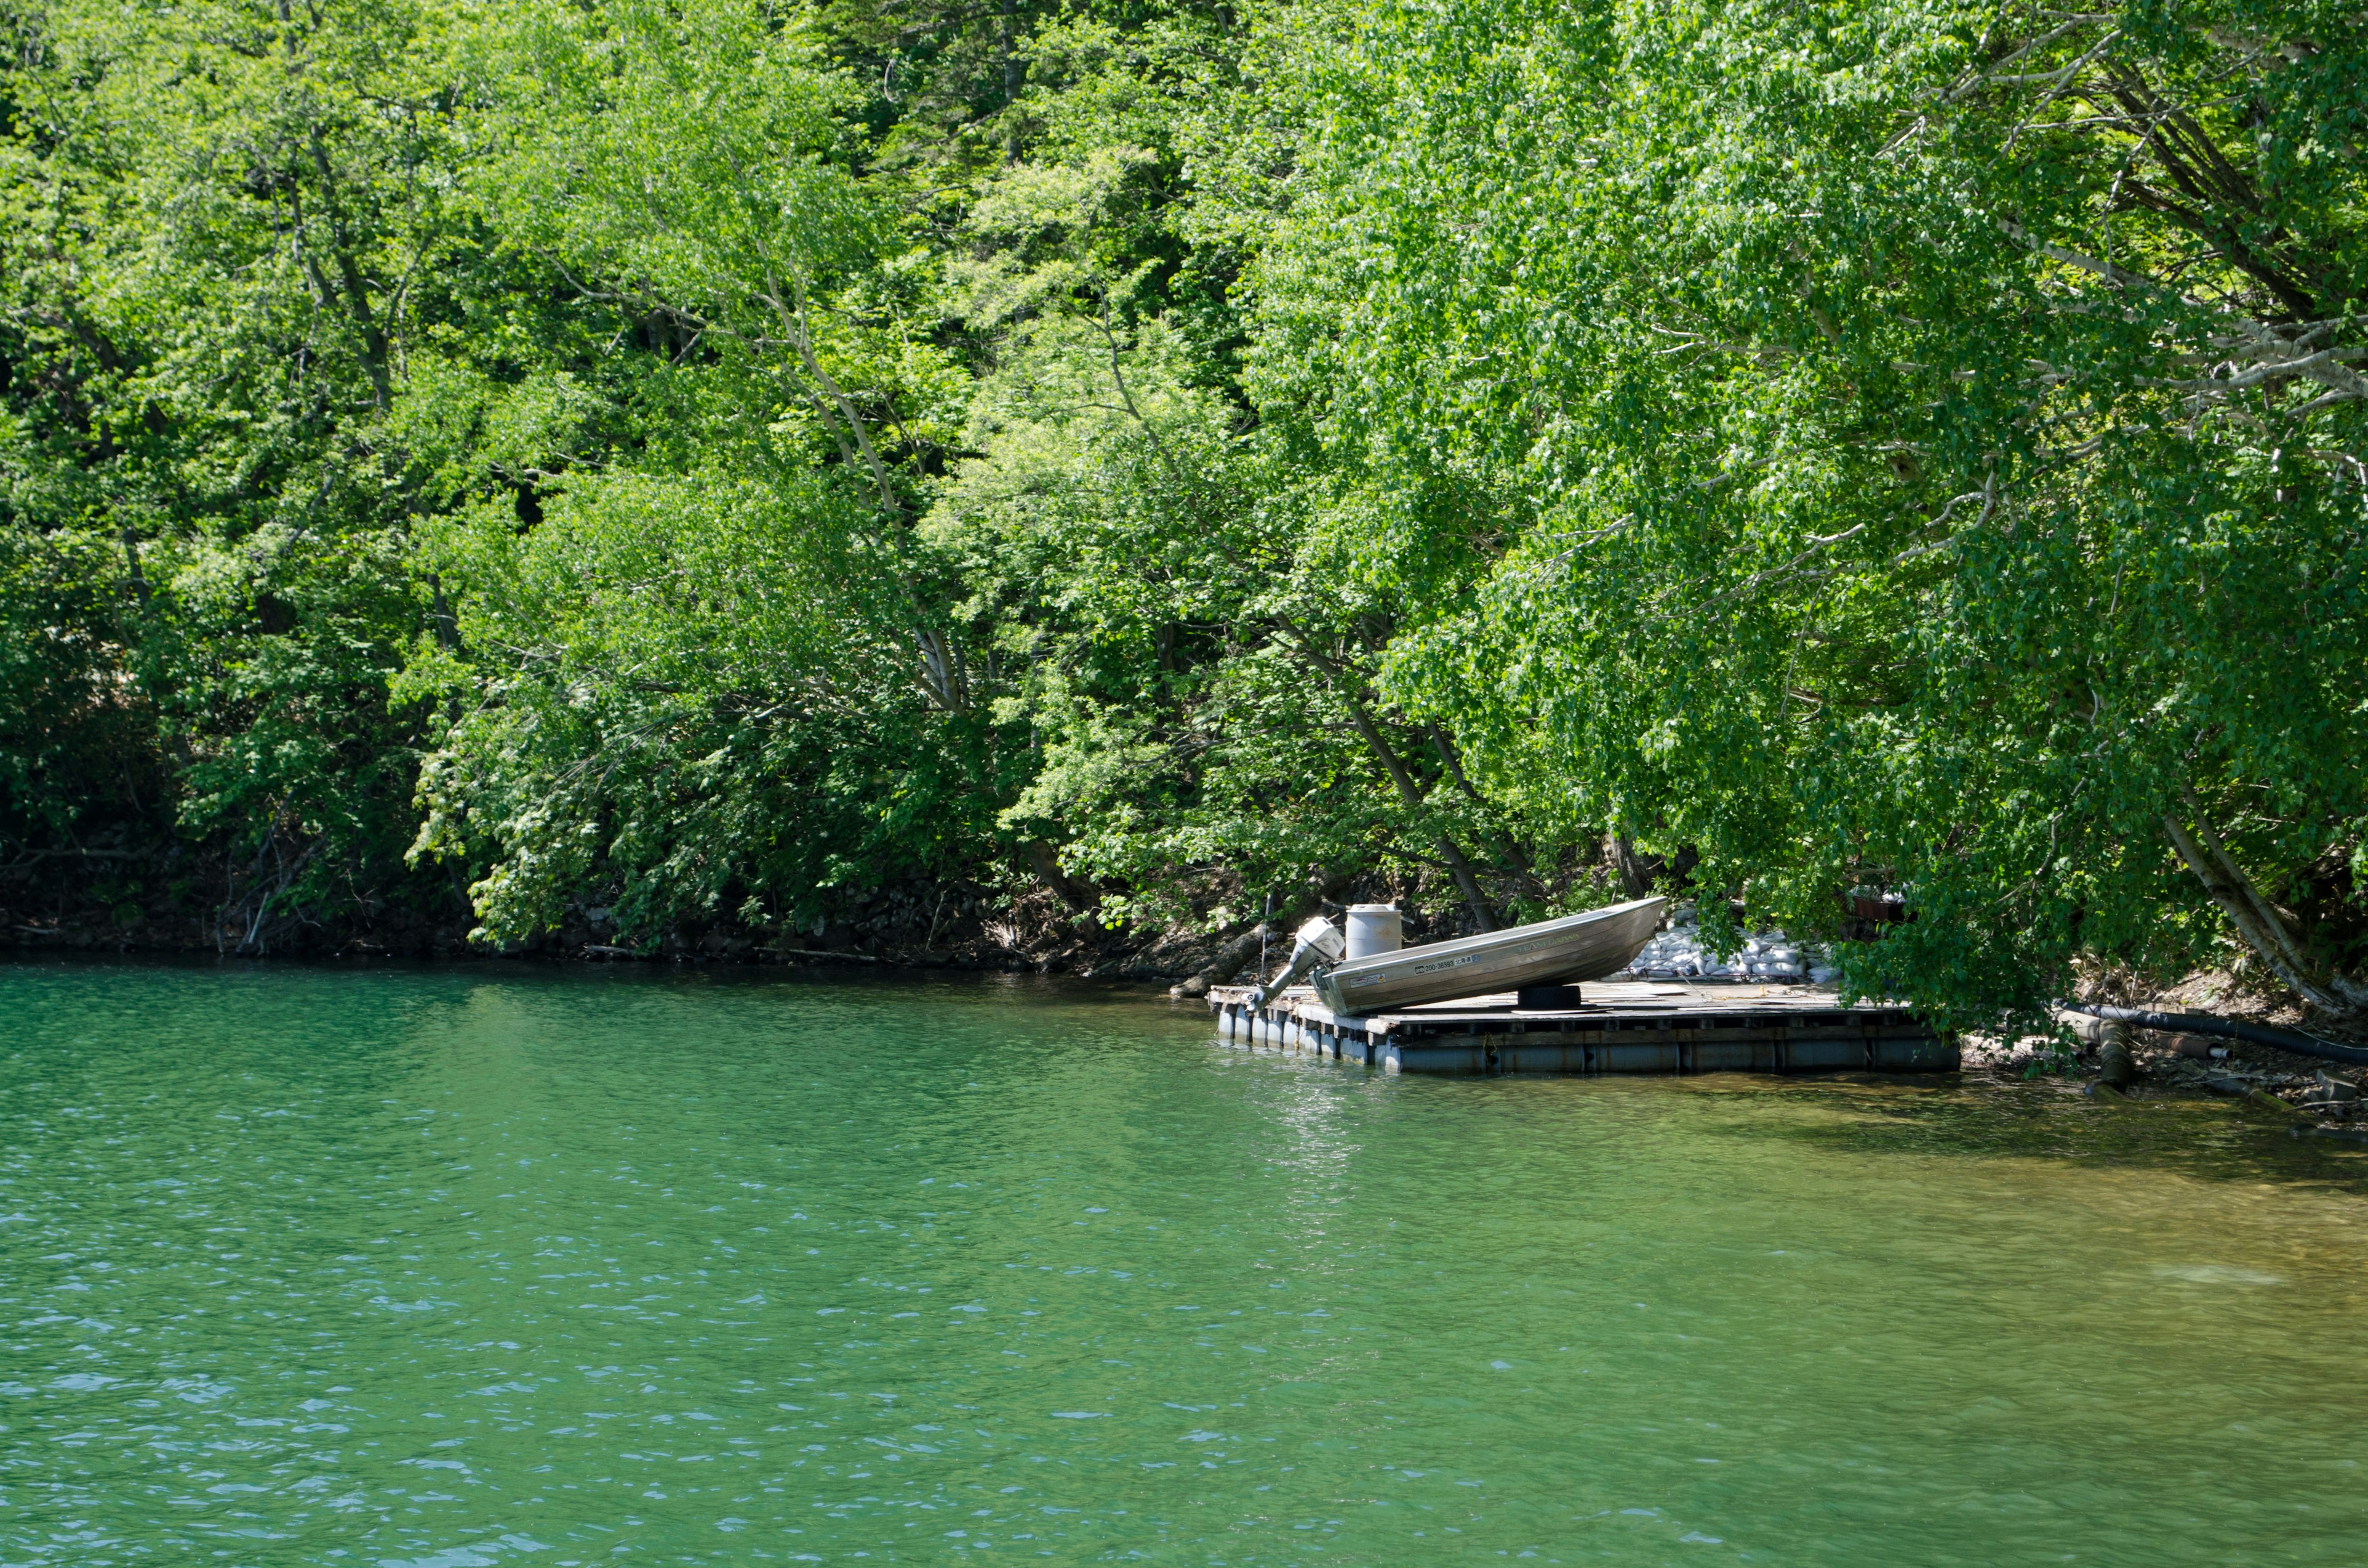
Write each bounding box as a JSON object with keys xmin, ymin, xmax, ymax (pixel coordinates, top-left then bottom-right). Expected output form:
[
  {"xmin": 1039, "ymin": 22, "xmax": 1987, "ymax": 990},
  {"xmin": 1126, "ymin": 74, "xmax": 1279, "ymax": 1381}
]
[{"xmin": 3, "ymin": 0, "xmax": 2364, "ymax": 1028}]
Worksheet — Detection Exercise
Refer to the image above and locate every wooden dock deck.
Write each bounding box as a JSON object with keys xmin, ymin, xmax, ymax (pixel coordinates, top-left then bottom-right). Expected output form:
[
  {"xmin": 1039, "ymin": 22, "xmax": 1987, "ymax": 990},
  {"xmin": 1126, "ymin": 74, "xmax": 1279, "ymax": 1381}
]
[{"xmin": 1205, "ymin": 980, "xmax": 1954, "ymax": 1076}]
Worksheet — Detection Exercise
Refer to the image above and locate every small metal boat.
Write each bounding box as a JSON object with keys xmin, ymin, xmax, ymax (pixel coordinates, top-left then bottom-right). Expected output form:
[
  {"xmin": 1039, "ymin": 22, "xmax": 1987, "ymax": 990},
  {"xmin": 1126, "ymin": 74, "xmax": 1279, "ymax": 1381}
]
[{"xmin": 1308, "ymin": 897, "xmax": 1666, "ymax": 1014}]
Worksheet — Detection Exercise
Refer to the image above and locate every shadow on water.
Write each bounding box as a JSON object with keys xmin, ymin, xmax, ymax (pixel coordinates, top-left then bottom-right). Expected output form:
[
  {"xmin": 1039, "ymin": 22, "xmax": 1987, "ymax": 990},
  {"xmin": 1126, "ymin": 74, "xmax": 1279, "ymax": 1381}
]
[{"xmin": 1680, "ymin": 1070, "xmax": 2368, "ymax": 1192}]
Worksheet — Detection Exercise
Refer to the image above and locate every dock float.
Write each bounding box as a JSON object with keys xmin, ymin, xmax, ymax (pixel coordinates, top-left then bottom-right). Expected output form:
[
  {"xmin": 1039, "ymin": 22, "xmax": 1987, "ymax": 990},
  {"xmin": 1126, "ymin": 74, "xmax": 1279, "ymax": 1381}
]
[{"xmin": 1206, "ymin": 981, "xmax": 1954, "ymax": 1076}]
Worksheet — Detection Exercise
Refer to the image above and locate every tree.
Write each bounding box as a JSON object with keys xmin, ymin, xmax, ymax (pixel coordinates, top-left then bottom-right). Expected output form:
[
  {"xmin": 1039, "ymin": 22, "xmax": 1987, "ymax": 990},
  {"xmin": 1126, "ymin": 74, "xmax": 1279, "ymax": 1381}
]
[
  {"xmin": 0, "ymin": 0, "xmax": 472, "ymax": 946},
  {"xmin": 1231, "ymin": 0, "xmax": 2368, "ymax": 1024},
  {"xmin": 401, "ymin": 0, "xmax": 1000, "ymax": 946}
]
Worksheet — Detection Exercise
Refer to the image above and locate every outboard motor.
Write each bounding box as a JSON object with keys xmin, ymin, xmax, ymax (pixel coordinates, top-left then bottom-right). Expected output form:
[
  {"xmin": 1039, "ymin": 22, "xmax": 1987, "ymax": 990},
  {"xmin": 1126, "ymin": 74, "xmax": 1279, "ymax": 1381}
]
[{"xmin": 1248, "ymin": 916, "xmax": 1346, "ymax": 1007}]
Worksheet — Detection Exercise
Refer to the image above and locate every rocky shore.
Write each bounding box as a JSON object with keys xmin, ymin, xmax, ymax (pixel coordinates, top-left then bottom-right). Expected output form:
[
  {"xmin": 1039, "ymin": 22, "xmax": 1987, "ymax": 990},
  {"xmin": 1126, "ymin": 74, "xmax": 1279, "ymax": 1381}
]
[{"xmin": 1960, "ymin": 972, "xmax": 2368, "ymax": 1144}]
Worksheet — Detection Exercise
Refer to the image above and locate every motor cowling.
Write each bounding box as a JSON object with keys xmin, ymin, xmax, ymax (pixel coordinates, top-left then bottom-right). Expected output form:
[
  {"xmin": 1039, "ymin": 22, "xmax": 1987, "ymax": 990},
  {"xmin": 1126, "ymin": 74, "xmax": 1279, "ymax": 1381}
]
[{"xmin": 1248, "ymin": 916, "xmax": 1345, "ymax": 1006}]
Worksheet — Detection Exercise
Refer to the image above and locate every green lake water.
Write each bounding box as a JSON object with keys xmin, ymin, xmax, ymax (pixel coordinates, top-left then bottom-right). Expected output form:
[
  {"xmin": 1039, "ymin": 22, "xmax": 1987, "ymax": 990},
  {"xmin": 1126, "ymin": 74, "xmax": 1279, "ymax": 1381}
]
[{"xmin": 4, "ymin": 964, "xmax": 2367, "ymax": 1567}]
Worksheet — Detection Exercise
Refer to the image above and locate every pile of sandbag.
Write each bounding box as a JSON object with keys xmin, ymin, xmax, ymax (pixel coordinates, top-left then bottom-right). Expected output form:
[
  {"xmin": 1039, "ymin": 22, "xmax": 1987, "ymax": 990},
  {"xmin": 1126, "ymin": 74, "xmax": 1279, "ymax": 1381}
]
[{"xmin": 1613, "ymin": 904, "xmax": 1838, "ymax": 985}]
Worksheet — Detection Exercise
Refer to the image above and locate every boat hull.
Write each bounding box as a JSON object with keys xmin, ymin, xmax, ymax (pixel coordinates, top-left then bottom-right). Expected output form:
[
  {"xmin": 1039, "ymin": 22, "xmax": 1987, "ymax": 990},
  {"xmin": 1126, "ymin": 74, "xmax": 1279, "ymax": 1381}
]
[{"xmin": 1312, "ymin": 897, "xmax": 1667, "ymax": 1014}]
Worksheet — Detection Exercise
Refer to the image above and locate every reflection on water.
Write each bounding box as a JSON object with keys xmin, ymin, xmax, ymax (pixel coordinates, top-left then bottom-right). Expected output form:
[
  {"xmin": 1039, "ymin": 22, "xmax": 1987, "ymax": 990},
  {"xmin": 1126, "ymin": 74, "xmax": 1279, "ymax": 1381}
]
[
  {"xmin": 2, "ymin": 960, "xmax": 2364, "ymax": 1566},
  {"xmin": 2153, "ymin": 1265, "xmax": 2285, "ymax": 1286}
]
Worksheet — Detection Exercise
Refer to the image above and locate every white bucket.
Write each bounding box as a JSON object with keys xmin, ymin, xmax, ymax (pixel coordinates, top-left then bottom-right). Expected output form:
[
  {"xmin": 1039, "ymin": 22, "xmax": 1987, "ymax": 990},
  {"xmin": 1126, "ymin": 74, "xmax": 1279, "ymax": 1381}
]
[{"xmin": 1344, "ymin": 903, "xmax": 1404, "ymax": 961}]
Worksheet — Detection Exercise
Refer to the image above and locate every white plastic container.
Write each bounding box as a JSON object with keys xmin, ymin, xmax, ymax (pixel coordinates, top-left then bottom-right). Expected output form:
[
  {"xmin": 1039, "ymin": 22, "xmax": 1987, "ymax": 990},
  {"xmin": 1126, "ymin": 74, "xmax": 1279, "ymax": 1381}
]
[{"xmin": 1344, "ymin": 903, "xmax": 1404, "ymax": 961}]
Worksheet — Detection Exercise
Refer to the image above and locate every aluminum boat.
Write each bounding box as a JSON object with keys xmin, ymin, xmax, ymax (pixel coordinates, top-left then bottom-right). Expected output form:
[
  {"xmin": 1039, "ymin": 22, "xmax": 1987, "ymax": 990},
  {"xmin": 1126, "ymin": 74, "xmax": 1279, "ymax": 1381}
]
[{"xmin": 1310, "ymin": 896, "xmax": 1667, "ymax": 1014}]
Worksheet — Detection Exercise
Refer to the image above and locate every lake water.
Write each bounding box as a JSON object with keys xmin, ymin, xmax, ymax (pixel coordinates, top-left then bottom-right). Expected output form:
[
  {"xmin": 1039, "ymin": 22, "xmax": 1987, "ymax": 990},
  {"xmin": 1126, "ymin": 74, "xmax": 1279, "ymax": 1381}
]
[{"xmin": 4, "ymin": 963, "xmax": 2366, "ymax": 1566}]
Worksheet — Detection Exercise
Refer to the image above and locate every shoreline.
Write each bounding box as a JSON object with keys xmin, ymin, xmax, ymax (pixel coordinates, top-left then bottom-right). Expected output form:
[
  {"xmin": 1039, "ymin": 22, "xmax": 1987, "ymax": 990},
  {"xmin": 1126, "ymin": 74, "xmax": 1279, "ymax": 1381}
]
[{"xmin": 16, "ymin": 874, "xmax": 2361, "ymax": 1131}]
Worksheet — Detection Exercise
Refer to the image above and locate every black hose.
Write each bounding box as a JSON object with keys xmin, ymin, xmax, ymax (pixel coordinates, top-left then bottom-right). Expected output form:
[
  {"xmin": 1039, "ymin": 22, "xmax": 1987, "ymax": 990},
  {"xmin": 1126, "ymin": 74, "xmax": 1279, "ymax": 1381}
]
[{"xmin": 2062, "ymin": 1005, "xmax": 2368, "ymax": 1069}]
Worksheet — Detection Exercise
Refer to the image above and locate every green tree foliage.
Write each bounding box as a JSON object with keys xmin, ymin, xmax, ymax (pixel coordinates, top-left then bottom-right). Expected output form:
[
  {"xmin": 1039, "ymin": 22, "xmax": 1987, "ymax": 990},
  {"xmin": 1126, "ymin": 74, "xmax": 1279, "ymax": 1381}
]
[
  {"xmin": 1, "ymin": 0, "xmax": 471, "ymax": 942},
  {"xmin": 926, "ymin": 6, "xmax": 1573, "ymax": 934},
  {"xmin": 2, "ymin": 0, "xmax": 2361, "ymax": 1026},
  {"xmin": 1230, "ymin": 0, "xmax": 2368, "ymax": 1021},
  {"xmin": 392, "ymin": 0, "xmax": 998, "ymax": 946},
  {"xmin": 401, "ymin": 466, "xmax": 992, "ymax": 943}
]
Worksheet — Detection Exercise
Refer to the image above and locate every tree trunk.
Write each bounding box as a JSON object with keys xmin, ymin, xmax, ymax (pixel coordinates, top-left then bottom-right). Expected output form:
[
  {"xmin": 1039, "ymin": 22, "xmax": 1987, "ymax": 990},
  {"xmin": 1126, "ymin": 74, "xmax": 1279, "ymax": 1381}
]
[
  {"xmin": 1282, "ymin": 634, "xmax": 1496, "ymax": 930},
  {"xmin": 427, "ymin": 573, "xmax": 462, "ymax": 653},
  {"xmin": 1608, "ymin": 834, "xmax": 1653, "ymax": 900},
  {"xmin": 1427, "ymin": 723, "xmax": 1545, "ymax": 899},
  {"xmin": 2162, "ymin": 808, "xmax": 2368, "ymax": 1021},
  {"xmin": 916, "ymin": 628, "xmax": 966, "ymax": 710},
  {"xmin": 1334, "ymin": 695, "xmax": 1494, "ymax": 930},
  {"xmin": 307, "ymin": 133, "xmax": 394, "ymax": 411},
  {"xmin": 1024, "ymin": 840, "xmax": 1099, "ymax": 914},
  {"xmin": 1170, "ymin": 922, "xmax": 1275, "ymax": 999}
]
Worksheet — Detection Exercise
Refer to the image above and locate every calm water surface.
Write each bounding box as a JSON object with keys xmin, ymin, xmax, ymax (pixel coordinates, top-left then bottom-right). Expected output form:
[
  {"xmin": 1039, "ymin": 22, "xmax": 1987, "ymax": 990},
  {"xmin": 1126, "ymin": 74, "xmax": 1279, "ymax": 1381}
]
[{"xmin": 4, "ymin": 963, "xmax": 2366, "ymax": 1567}]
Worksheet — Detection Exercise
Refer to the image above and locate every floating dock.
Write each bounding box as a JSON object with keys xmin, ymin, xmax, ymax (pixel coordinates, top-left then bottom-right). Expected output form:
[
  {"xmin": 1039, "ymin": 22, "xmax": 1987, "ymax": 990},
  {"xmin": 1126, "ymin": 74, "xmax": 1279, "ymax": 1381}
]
[{"xmin": 1206, "ymin": 981, "xmax": 1954, "ymax": 1076}]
